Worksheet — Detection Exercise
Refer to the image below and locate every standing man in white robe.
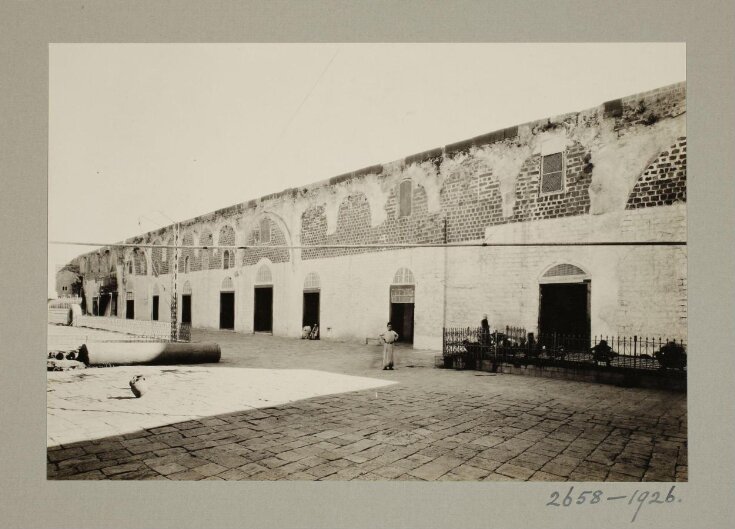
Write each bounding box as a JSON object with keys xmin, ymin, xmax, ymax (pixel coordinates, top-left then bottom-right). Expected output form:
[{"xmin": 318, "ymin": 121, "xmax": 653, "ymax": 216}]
[{"xmin": 380, "ymin": 322, "xmax": 399, "ymax": 370}]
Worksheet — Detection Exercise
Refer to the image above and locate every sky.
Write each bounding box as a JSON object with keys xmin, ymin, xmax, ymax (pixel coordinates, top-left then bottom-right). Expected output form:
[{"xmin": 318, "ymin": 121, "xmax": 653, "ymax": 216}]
[{"xmin": 48, "ymin": 43, "xmax": 686, "ymax": 297}]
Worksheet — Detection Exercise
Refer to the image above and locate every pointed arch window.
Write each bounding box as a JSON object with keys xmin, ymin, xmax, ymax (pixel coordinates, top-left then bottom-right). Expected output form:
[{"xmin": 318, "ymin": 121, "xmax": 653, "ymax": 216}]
[
  {"xmin": 392, "ymin": 267, "xmax": 415, "ymax": 285},
  {"xmin": 255, "ymin": 264, "xmax": 272, "ymax": 284},
  {"xmin": 221, "ymin": 276, "xmax": 234, "ymax": 291},
  {"xmin": 222, "ymin": 250, "xmax": 234, "ymax": 269}
]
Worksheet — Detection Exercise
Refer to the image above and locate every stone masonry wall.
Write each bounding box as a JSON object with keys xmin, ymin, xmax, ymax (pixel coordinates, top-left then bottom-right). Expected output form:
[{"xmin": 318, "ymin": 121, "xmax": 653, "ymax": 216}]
[
  {"xmin": 626, "ymin": 138, "xmax": 687, "ymax": 209},
  {"xmin": 507, "ymin": 142, "xmax": 591, "ymax": 223},
  {"xmin": 62, "ymin": 82, "xmax": 687, "ymax": 347},
  {"xmin": 243, "ymin": 217, "xmax": 290, "ymax": 265},
  {"xmin": 300, "ymin": 186, "xmax": 445, "ymax": 260}
]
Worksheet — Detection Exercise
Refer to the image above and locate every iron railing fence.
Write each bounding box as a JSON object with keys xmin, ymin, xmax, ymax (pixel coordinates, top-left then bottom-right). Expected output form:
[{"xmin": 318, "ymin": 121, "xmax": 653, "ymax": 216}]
[
  {"xmin": 48, "ymin": 297, "xmax": 83, "ymax": 308},
  {"xmin": 442, "ymin": 326, "xmax": 687, "ymax": 375},
  {"xmin": 68, "ymin": 315, "xmax": 191, "ymax": 343},
  {"xmin": 47, "ymin": 334, "xmax": 182, "ymax": 352}
]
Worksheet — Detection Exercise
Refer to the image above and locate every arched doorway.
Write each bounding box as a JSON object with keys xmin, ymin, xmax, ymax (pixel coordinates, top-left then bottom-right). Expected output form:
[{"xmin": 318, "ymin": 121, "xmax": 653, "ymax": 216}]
[
  {"xmin": 538, "ymin": 263, "xmax": 591, "ymax": 342},
  {"xmin": 303, "ymin": 272, "xmax": 321, "ymax": 338},
  {"xmin": 390, "ymin": 268, "xmax": 415, "ymax": 344},
  {"xmin": 254, "ymin": 264, "xmax": 273, "ymax": 333},
  {"xmin": 220, "ymin": 276, "xmax": 235, "ymax": 330},
  {"xmin": 181, "ymin": 281, "xmax": 192, "ymax": 325}
]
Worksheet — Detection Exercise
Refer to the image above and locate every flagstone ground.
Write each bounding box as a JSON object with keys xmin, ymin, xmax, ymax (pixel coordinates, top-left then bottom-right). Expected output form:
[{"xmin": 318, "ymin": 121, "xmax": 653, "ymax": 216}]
[{"xmin": 47, "ymin": 326, "xmax": 687, "ymax": 481}]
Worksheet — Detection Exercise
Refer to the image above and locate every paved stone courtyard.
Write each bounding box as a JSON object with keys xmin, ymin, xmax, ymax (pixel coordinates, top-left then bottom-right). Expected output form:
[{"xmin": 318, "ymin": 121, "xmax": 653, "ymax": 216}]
[{"xmin": 47, "ymin": 326, "xmax": 687, "ymax": 481}]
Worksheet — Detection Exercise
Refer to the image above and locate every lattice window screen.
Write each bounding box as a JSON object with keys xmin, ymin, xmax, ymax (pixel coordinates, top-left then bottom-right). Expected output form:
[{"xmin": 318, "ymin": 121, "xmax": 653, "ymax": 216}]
[
  {"xmin": 221, "ymin": 277, "xmax": 234, "ymax": 291},
  {"xmin": 304, "ymin": 272, "xmax": 321, "ymax": 290},
  {"xmin": 182, "ymin": 281, "xmax": 192, "ymax": 295},
  {"xmin": 541, "ymin": 152, "xmax": 564, "ymax": 193},
  {"xmin": 256, "ymin": 265, "xmax": 272, "ymax": 284},
  {"xmin": 543, "ymin": 264, "xmax": 586, "ymax": 277},
  {"xmin": 392, "ymin": 267, "xmax": 415, "ymax": 285}
]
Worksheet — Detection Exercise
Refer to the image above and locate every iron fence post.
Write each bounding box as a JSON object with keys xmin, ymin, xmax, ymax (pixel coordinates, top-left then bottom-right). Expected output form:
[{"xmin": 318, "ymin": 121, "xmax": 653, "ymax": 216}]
[{"xmin": 634, "ymin": 335, "xmax": 637, "ymax": 369}]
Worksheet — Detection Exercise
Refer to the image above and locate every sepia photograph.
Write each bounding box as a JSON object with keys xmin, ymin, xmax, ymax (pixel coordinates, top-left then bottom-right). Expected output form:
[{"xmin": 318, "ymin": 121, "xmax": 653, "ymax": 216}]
[
  {"xmin": 2, "ymin": 0, "xmax": 735, "ymax": 527},
  {"xmin": 46, "ymin": 43, "xmax": 689, "ymax": 483}
]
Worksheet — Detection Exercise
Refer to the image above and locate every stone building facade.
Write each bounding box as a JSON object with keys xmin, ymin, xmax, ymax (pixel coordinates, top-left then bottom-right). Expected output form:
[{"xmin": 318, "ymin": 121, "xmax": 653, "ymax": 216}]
[{"xmin": 58, "ymin": 82, "xmax": 687, "ymax": 350}]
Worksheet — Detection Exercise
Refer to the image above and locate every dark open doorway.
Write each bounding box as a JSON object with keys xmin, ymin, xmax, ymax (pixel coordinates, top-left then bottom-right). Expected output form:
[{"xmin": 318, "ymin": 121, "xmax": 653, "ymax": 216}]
[
  {"xmin": 254, "ymin": 286, "xmax": 273, "ymax": 332},
  {"xmin": 152, "ymin": 295, "xmax": 159, "ymax": 321},
  {"xmin": 389, "ymin": 285, "xmax": 415, "ymax": 344},
  {"xmin": 538, "ymin": 281, "xmax": 590, "ymax": 341},
  {"xmin": 126, "ymin": 299, "xmax": 134, "ymax": 319},
  {"xmin": 181, "ymin": 294, "xmax": 192, "ymax": 324},
  {"xmin": 99, "ymin": 294, "xmax": 110, "ymax": 316},
  {"xmin": 220, "ymin": 292, "xmax": 235, "ymax": 330},
  {"xmin": 303, "ymin": 291, "xmax": 320, "ymax": 338}
]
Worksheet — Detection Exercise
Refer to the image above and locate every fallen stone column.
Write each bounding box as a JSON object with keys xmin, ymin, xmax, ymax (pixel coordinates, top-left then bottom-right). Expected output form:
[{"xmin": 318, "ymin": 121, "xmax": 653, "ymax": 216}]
[{"xmin": 79, "ymin": 342, "xmax": 221, "ymax": 366}]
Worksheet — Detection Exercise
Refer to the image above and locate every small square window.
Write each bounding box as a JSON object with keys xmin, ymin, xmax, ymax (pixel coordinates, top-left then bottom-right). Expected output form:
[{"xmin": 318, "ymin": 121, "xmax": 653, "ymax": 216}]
[{"xmin": 541, "ymin": 152, "xmax": 565, "ymax": 194}]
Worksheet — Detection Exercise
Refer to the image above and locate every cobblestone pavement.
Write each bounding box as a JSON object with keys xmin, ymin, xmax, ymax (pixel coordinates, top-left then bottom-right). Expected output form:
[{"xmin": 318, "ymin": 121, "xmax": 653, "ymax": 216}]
[{"xmin": 48, "ymin": 328, "xmax": 687, "ymax": 481}]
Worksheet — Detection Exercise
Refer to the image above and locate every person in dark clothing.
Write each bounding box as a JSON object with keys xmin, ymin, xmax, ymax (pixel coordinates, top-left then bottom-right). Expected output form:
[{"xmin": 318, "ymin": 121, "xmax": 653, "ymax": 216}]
[
  {"xmin": 480, "ymin": 314, "xmax": 498, "ymax": 372},
  {"xmin": 480, "ymin": 314, "xmax": 491, "ymax": 344}
]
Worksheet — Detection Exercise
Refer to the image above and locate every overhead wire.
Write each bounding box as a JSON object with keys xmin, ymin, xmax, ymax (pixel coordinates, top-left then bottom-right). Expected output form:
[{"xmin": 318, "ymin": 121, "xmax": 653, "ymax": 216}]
[{"xmin": 50, "ymin": 240, "xmax": 686, "ymax": 249}]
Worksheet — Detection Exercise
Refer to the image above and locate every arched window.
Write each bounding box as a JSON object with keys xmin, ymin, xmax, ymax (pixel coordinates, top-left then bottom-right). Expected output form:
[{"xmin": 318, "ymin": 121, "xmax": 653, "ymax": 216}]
[
  {"xmin": 392, "ymin": 267, "xmax": 415, "ymax": 285},
  {"xmin": 540, "ymin": 263, "xmax": 589, "ymax": 284},
  {"xmin": 127, "ymin": 260, "xmax": 133, "ymax": 274},
  {"xmin": 304, "ymin": 272, "xmax": 321, "ymax": 291},
  {"xmin": 221, "ymin": 276, "xmax": 234, "ymax": 291},
  {"xmin": 218, "ymin": 225, "xmax": 236, "ymax": 252},
  {"xmin": 223, "ymin": 250, "xmax": 230, "ymax": 269},
  {"xmin": 184, "ymin": 255, "xmax": 190, "ymax": 274},
  {"xmin": 255, "ymin": 264, "xmax": 272, "ymax": 284},
  {"xmin": 398, "ymin": 179, "xmax": 412, "ymax": 217}
]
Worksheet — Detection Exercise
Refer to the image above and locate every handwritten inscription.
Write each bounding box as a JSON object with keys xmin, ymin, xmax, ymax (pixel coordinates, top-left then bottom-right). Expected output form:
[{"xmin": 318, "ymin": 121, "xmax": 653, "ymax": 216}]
[{"xmin": 546, "ymin": 485, "xmax": 680, "ymax": 523}]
